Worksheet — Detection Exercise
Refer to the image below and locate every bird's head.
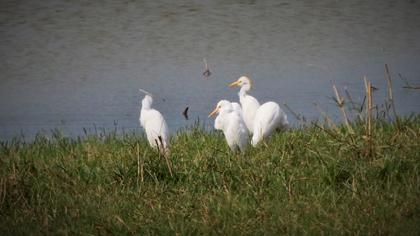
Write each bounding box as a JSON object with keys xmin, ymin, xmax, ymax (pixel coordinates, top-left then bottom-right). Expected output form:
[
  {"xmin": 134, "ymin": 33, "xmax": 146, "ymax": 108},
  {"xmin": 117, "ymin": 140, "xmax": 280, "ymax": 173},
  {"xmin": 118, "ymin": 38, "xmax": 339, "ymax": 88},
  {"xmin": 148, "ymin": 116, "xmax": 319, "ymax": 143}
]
[
  {"xmin": 139, "ymin": 88, "xmax": 154, "ymax": 109},
  {"xmin": 228, "ymin": 76, "xmax": 253, "ymax": 90},
  {"xmin": 208, "ymin": 100, "xmax": 232, "ymax": 118},
  {"xmin": 141, "ymin": 94, "xmax": 153, "ymax": 109}
]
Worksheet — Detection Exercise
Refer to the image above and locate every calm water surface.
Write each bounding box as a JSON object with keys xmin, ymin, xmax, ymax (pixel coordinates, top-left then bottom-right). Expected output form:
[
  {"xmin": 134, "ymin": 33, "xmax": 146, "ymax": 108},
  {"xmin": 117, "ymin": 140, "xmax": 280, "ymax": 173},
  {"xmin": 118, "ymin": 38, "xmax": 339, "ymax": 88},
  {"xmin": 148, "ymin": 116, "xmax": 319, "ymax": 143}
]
[{"xmin": 1, "ymin": 0, "xmax": 420, "ymax": 140}]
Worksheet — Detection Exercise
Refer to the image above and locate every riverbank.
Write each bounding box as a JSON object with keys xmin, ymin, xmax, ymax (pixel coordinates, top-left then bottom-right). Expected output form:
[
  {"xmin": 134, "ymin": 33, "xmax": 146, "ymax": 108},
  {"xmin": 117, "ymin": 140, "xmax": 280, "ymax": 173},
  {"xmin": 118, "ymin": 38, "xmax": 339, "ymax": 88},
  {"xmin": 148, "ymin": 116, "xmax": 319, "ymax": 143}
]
[{"xmin": 1, "ymin": 115, "xmax": 419, "ymax": 234}]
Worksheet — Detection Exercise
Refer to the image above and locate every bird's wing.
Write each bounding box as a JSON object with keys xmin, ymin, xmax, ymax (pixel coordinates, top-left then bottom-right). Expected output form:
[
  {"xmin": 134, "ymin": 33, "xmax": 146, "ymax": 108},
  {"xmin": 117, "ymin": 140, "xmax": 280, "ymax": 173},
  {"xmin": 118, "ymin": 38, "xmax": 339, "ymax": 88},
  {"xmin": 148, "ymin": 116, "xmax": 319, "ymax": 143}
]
[
  {"xmin": 253, "ymin": 102, "xmax": 281, "ymax": 137},
  {"xmin": 142, "ymin": 109, "xmax": 170, "ymax": 147}
]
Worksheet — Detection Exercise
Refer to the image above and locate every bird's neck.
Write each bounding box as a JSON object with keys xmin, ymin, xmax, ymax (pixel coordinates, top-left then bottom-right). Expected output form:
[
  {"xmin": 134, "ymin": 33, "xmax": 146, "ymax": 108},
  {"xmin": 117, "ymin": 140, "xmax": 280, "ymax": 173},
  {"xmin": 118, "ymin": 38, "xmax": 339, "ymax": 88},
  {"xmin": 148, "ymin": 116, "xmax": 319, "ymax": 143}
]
[
  {"xmin": 142, "ymin": 99, "xmax": 153, "ymax": 110},
  {"xmin": 239, "ymin": 85, "xmax": 253, "ymax": 104},
  {"xmin": 142, "ymin": 104, "xmax": 151, "ymax": 110},
  {"xmin": 238, "ymin": 86, "xmax": 248, "ymax": 98},
  {"xmin": 141, "ymin": 95, "xmax": 153, "ymax": 110}
]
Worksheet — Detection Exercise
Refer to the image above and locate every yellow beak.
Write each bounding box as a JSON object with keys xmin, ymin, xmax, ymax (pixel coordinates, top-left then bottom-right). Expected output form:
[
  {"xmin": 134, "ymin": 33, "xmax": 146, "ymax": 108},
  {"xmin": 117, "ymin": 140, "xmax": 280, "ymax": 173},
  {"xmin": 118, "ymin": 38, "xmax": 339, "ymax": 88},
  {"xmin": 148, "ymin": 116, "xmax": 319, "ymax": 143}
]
[
  {"xmin": 228, "ymin": 80, "xmax": 241, "ymax": 87},
  {"xmin": 208, "ymin": 107, "xmax": 219, "ymax": 118}
]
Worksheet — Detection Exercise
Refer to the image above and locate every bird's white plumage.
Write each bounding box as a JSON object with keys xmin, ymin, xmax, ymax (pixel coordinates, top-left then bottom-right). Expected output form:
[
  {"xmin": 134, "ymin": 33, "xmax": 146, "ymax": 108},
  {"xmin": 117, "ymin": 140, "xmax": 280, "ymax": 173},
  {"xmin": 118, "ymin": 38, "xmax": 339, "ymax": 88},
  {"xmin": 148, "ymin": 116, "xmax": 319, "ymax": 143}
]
[
  {"xmin": 229, "ymin": 76, "xmax": 289, "ymax": 146},
  {"xmin": 251, "ymin": 101, "xmax": 289, "ymax": 146},
  {"xmin": 210, "ymin": 100, "xmax": 249, "ymax": 152},
  {"xmin": 229, "ymin": 76, "xmax": 260, "ymax": 134},
  {"xmin": 139, "ymin": 94, "xmax": 170, "ymax": 154},
  {"xmin": 231, "ymin": 102, "xmax": 242, "ymax": 114}
]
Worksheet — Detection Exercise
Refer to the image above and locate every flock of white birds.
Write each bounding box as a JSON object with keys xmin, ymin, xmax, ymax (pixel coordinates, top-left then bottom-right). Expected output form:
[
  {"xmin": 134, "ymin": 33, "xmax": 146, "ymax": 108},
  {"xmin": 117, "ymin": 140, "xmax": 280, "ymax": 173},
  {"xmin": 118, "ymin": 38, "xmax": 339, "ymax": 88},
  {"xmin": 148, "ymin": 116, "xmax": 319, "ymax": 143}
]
[{"xmin": 139, "ymin": 76, "xmax": 289, "ymax": 154}]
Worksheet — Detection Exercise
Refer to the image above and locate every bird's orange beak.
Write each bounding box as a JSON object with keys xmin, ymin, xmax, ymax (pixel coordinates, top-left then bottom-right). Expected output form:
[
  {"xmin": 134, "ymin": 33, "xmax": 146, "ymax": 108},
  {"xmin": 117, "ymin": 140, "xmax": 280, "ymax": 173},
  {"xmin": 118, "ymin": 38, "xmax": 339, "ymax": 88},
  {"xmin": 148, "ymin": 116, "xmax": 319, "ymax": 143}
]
[
  {"xmin": 228, "ymin": 80, "xmax": 241, "ymax": 87},
  {"xmin": 208, "ymin": 107, "xmax": 219, "ymax": 118}
]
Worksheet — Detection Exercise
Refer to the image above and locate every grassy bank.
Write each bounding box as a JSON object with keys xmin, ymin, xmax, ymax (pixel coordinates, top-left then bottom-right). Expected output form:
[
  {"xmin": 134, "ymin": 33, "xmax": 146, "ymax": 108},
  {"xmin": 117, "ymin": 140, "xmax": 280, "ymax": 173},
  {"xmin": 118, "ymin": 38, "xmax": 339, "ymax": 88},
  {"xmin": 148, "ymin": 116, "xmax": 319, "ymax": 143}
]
[{"xmin": 1, "ymin": 115, "xmax": 419, "ymax": 235}]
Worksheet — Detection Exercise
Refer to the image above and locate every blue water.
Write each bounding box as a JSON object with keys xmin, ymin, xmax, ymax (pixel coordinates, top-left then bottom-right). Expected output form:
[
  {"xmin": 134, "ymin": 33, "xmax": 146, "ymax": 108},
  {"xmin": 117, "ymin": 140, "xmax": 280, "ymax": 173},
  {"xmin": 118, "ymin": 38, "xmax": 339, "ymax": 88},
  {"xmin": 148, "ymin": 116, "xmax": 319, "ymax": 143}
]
[{"xmin": 1, "ymin": 0, "xmax": 420, "ymax": 140}]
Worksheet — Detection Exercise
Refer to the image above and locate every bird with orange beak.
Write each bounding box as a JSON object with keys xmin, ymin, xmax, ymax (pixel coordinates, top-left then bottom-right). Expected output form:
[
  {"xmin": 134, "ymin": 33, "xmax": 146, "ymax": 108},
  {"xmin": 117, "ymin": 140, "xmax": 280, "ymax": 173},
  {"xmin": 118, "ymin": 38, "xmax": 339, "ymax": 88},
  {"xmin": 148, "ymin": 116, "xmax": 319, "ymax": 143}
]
[
  {"xmin": 229, "ymin": 76, "xmax": 289, "ymax": 146},
  {"xmin": 209, "ymin": 100, "xmax": 249, "ymax": 152},
  {"xmin": 229, "ymin": 76, "xmax": 260, "ymax": 134}
]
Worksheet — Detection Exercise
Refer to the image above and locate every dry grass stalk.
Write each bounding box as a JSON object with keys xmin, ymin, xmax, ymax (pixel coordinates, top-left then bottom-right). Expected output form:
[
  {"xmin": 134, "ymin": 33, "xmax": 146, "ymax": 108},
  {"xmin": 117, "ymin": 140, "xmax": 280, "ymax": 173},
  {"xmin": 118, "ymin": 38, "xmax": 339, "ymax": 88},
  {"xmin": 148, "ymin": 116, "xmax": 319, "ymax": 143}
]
[
  {"xmin": 352, "ymin": 178, "xmax": 357, "ymax": 199},
  {"xmin": 154, "ymin": 138, "xmax": 173, "ymax": 177},
  {"xmin": 402, "ymin": 85, "xmax": 420, "ymax": 90},
  {"xmin": 364, "ymin": 77, "xmax": 373, "ymax": 157},
  {"xmin": 0, "ymin": 179, "xmax": 6, "ymax": 206},
  {"xmin": 402, "ymin": 85, "xmax": 420, "ymax": 89},
  {"xmin": 399, "ymin": 73, "xmax": 420, "ymax": 89},
  {"xmin": 313, "ymin": 123, "xmax": 360, "ymax": 152},
  {"xmin": 384, "ymin": 64, "xmax": 401, "ymax": 130},
  {"xmin": 384, "ymin": 65, "xmax": 395, "ymax": 115},
  {"xmin": 136, "ymin": 143, "xmax": 140, "ymax": 186},
  {"xmin": 367, "ymin": 82, "xmax": 372, "ymax": 139},
  {"xmin": 160, "ymin": 138, "xmax": 173, "ymax": 178},
  {"xmin": 385, "ymin": 64, "xmax": 393, "ymax": 100},
  {"xmin": 136, "ymin": 143, "xmax": 144, "ymax": 184},
  {"xmin": 344, "ymin": 87, "xmax": 363, "ymax": 122},
  {"xmin": 163, "ymin": 153, "xmax": 173, "ymax": 178},
  {"xmin": 344, "ymin": 87, "xmax": 356, "ymax": 110},
  {"xmin": 140, "ymin": 153, "xmax": 145, "ymax": 183},
  {"xmin": 332, "ymin": 83, "xmax": 354, "ymax": 133},
  {"xmin": 313, "ymin": 102, "xmax": 338, "ymax": 131},
  {"xmin": 283, "ymin": 103, "xmax": 306, "ymax": 126}
]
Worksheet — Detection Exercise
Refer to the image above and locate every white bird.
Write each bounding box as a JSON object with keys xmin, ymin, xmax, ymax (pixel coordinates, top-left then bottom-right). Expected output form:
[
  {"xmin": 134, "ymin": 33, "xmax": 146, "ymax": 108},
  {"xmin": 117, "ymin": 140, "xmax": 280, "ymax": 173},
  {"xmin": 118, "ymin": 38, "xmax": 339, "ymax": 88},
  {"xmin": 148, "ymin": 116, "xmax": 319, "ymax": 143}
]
[
  {"xmin": 228, "ymin": 76, "xmax": 260, "ymax": 134},
  {"xmin": 229, "ymin": 76, "xmax": 289, "ymax": 146},
  {"xmin": 252, "ymin": 101, "xmax": 289, "ymax": 147},
  {"xmin": 209, "ymin": 100, "xmax": 249, "ymax": 152},
  {"xmin": 139, "ymin": 89, "xmax": 170, "ymax": 155},
  {"xmin": 231, "ymin": 102, "xmax": 242, "ymax": 114},
  {"xmin": 214, "ymin": 102, "xmax": 242, "ymax": 132}
]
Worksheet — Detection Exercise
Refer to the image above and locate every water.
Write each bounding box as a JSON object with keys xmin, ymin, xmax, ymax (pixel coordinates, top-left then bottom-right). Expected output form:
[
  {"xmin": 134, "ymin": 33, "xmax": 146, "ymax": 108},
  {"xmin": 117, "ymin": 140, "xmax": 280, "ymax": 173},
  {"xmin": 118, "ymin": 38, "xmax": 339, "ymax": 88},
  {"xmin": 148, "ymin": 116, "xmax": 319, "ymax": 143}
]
[{"xmin": 1, "ymin": 0, "xmax": 420, "ymax": 140}]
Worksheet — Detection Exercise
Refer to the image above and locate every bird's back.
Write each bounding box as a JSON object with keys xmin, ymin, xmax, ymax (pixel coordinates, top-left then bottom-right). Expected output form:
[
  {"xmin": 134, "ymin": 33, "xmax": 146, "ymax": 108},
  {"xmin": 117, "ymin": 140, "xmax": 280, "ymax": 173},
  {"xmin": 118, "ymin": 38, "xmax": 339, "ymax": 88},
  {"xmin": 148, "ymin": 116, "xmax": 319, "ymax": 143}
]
[{"xmin": 252, "ymin": 101, "xmax": 288, "ymax": 146}]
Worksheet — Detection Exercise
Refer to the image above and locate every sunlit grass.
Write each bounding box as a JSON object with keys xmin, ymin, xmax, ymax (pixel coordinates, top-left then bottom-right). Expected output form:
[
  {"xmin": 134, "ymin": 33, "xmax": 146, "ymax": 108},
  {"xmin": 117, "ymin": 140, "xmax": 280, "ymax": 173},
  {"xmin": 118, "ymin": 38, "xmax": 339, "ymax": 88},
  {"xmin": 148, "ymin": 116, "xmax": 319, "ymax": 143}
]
[{"xmin": 1, "ymin": 115, "xmax": 419, "ymax": 235}]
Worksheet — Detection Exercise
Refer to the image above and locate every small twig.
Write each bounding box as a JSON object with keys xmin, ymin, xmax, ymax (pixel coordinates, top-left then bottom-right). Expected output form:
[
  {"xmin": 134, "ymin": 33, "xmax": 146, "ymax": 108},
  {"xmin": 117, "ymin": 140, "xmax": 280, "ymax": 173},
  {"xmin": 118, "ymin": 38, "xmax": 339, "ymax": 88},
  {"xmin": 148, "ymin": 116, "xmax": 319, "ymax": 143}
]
[
  {"xmin": 398, "ymin": 73, "xmax": 420, "ymax": 89},
  {"xmin": 283, "ymin": 103, "xmax": 306, "ymax": 125},
  {"xmin": 344, "ymin": 86, "xmax": 357, "ymax": 111},
  {"xmin": 344, "ymin": 87, "xmax": 364, "ymax": 122},
  {"xmin": 0, "ymin": 179, "xmax": 6, "ymax": 206},
  {"xmin": 385, "ymin": 64, "xmax": 393, "ymax": 101},
  {"xmin": 352, "ymin": 177, "xmax": 358, "ymax": 199},
  {"xmin": 384, "ymin": 64, "xmax": 401, "ymax": 130},
  {"xmin": 332, "ymin": 84, "xmax": 344, "ymax": 107},
  {"xmin": 203, "ymin": 58, "xmax": 211, "ymax": 78},
  {"xmin": 136, "ymin": 143, "xmax": 140, "ymax": 186},
  {"xmin": 313, "ymin": 102, "xmax": 338, "ymax": 131},
  {"xmin": 332, "ymin": 83, "xmax": 353, "ymax": 133},
  {"xmin": 154, "ymin": 139, "xmax": 160, "ymax": 153},
  {"xmin": 158, "ymin": 136, "xmax": 173, "ymax": 177},
  {"xmin": 364, "ymin": 78, "xmax": 374, "ymax": 157},
  {"xmin": 385, "ymin": 64, "xmax": 396, "ymax": 116},
  {"xmin": 403, "ymin": 85, "xmax": 420, "ymax": 90},
  {"xmin": 287, "ymin": 177, "xmax": 293, "ymax": 200},
  {"xmin": 114, "ymin": 215, "xmax": 131, "ymax": 232},
  {"xmin": 313, "ymin": 123, "xmax": 360, "ymax": 152},
  {"xmin": 399, "ymin": 73, "xmax": 411, "ymax": 87},
  {"xmin": 136, "ymin": 142, "xmax": 144, "ymax": 185},
  {"xmin": 367, "ymin": 81, "xmax": 372, "ymax": 138},
  {"xmin": 359, "ymin": 95, "xmax": 366, "ymax": 113}
]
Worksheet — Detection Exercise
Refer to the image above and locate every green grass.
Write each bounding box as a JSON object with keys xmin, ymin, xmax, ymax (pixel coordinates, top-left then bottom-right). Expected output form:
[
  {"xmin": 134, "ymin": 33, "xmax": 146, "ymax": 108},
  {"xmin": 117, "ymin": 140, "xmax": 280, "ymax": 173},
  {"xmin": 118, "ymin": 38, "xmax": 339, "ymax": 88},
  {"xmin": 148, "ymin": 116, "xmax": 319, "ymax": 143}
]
[{"xmin": 1, "ymin": 116, "xmax": 419, "ymax": 235}]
